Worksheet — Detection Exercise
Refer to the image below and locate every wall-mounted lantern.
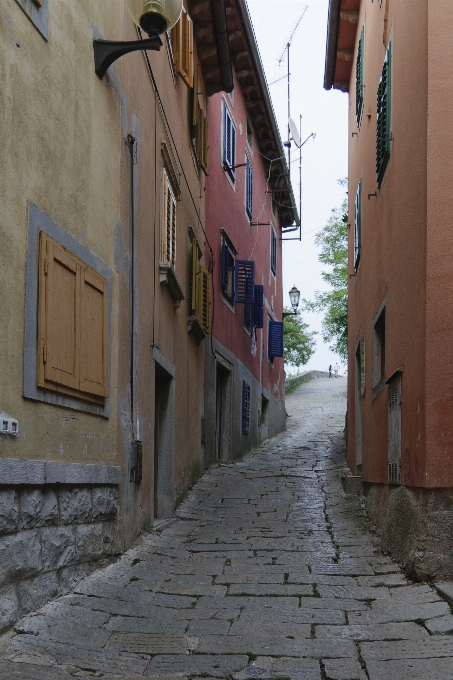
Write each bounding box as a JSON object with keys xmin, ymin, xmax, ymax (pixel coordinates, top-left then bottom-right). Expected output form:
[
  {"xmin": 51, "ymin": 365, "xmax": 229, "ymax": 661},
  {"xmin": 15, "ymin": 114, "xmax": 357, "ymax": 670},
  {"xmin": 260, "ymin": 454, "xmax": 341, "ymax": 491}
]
[
  {"xmin": 94, "ymin": 0, "xmax": 183, "ymax": 79},
  {"xmin": 282, "ymin": 285, "xmax": 301, "ymax": 319}
]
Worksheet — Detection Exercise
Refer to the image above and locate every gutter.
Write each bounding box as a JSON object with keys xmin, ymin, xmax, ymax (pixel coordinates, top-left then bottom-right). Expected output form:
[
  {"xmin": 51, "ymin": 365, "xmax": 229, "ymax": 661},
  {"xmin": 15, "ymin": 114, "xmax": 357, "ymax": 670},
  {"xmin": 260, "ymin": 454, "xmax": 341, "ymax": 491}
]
[
  {"xmin": 211, "ymin": 0, "xmax": 234, "ymax": 93},
  {"xmin": 324, "ymin": 0, "xmax": 341, "ymax": 90},
  {"xmin": 236, "ymin": 0, "xmax": 299, "ymax": 226}
]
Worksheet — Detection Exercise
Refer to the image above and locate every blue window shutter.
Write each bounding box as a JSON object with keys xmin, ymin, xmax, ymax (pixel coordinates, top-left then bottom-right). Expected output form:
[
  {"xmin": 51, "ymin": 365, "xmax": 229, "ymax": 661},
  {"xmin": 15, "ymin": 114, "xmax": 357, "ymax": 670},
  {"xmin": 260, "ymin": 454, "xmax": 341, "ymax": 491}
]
[
  {"xmin": 235, "ymin": 260, "xmax": 255, "ymax": 304},
  {"xmin": 252, "ymin": 285, "xmax": 264, "ymax": 328},
  {"xmin": 242, "ymin": 381, "xmax": 250, "ymax": 434},
  {"xmin": 231, "ymin": 123, "xmax": 236, "ymax": 176},
  {"xmin": 245, "ymin": 159, "xmax": 253, "ymax": 219},
  {"xmin": 269, "ymin": 320, "xmax": 284, "ymax": 358},
  {"xmin": 221, "ymin": 240, "xmax": 229, "ymax": 291}
]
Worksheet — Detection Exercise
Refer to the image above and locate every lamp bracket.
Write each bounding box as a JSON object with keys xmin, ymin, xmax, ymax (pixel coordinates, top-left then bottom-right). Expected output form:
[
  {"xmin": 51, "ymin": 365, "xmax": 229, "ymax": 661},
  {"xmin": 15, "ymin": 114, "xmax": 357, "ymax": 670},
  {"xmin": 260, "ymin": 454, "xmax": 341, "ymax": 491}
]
[{"xmin": 94, "ymin": 37, "xmax": 162, "ymax": 79}]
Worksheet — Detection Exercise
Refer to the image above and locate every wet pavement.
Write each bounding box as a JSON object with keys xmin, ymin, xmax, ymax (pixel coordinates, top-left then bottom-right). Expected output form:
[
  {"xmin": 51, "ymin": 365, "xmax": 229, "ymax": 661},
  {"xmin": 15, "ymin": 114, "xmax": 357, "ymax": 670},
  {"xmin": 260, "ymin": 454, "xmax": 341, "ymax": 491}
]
[{"xmin": 1, "ymin": 377, "xmax": 453, "ymax": 679}]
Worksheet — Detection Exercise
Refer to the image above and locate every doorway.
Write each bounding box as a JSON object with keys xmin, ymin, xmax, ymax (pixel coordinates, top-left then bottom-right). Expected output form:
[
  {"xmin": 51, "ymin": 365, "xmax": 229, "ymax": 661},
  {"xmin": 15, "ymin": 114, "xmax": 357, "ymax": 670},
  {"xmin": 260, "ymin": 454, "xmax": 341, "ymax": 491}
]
[
  {"xmin": 215, "ymin": 362, "xmax": 231, "ymax": 461},
  {"xmin": 388, "ymin": 374, "xmax": 402, "ymax": 485},
  {"xmin": 153, "ymin": 367, "xmax": 174, "ymax": 519},
  {"xmin": 355, "ymin": 342, "xmax": 363, "ymax": 472}
]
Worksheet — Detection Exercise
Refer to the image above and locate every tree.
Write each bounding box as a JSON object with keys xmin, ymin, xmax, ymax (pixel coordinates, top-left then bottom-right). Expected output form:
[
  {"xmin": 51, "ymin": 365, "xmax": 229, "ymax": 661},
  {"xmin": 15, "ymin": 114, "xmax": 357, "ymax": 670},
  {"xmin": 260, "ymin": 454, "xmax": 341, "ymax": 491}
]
[
  {"xmin": 283, "ymin": 309, "xmax": 316, "ymax": 368},
  {"xmin": 304, "ymin": 179, "xmax": 348, "ymax": 362}
]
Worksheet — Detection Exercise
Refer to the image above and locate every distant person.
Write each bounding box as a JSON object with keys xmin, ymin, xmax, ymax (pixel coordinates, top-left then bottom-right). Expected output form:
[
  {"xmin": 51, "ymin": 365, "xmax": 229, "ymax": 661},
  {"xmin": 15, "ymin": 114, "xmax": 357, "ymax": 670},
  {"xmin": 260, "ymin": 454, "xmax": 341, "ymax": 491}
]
[
  {"xmin": 328, "ymin": 365, "xmax": 332, "ymax": 378},
  {"xmin": 334, "ymin": 363, "xmax": 339, "ymax": 378}
]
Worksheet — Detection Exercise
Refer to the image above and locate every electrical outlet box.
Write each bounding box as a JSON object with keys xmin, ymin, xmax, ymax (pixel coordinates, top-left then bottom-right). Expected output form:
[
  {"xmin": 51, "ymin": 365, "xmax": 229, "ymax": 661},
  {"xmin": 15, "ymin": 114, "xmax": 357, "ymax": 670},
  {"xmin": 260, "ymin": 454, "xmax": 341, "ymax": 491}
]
[{"xmin": 1, "ymin": 418, "xmax": 19, "ymax": 436}]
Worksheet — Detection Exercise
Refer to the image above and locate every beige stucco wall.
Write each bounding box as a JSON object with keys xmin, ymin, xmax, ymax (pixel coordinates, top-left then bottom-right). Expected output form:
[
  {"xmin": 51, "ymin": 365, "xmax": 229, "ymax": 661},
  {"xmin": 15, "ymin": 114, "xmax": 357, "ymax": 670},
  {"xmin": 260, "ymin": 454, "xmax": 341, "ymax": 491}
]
[{"xmin": 0, "ymin": 0, "xmax": 124, "ymax": 465}]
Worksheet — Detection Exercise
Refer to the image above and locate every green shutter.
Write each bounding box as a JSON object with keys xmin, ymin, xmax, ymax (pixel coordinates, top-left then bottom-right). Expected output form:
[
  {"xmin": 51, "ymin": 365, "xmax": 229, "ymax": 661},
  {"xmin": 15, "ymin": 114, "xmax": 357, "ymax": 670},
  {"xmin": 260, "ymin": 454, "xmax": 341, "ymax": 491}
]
[
  {"xmin": 376, "ymin": 43, "xmax": 392, "ymax": 186},
  {"xmin": 356, "ymin": 27, "xmax": 364, "ymax": 127}
]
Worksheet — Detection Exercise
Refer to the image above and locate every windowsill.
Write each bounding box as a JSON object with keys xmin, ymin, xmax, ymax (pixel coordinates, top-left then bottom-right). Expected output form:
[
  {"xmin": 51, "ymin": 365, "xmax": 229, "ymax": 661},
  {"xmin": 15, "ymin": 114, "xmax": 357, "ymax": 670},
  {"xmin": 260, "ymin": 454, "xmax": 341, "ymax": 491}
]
[
  {"xmin": 160, "ymin": 263, "xmax": 185, "ymax": 308},
  {"xmin": 372, "ymin": 377, "xmax": 386, "ymax": 401},
  {"xmin": 187, "ymin": 315, "xmax": 206, "ymax": 342}
]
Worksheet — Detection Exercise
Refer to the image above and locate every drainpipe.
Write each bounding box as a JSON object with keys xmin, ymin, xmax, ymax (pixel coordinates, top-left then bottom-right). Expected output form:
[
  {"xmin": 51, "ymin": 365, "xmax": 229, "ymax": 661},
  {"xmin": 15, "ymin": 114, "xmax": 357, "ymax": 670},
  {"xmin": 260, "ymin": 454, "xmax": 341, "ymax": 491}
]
[
  {"xmin": 324, "ymin": 0, "xmax": 341, "ymax": 90},
  {"xmin": 211, "ymin": 0, "xmax": 234, "ymax": 93}
]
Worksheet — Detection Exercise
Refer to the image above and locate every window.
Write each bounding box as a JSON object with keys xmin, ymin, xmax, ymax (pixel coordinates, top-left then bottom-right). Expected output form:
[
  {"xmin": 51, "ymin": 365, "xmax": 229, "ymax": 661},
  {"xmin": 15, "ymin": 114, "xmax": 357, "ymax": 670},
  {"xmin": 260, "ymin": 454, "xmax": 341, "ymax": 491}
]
[
  {"xmin": 373, "ymin": 308, "xmax": 386, "ymax": 386},
  {"xmin": 190, "ymin": 237, "xmax": 212, "ymax": 334},
  {"xmin": 15, "ymin": 0, "xmax": 48, "ymax": 39},
  {"xmin": 37, "ymin": 232, "xmax": 108, "ymax": 404},
  {"xmin": 268, "ymin": 320, "xmax": 284, "ymax": 359},
  {"xmin": 172, "ymin": 6, "xmax": 193, "ymax": 87},
  {"xmin": 221, "ymin": 239, "xmax": 235, "ymax": 305},
  {"xmin": 376, "ymin": 42, "xmax": 392, "ymax": 186},
  {"xmin": 242, "ymin": 381, "xmax": 250, "ymax": 434},
  {"xmin": 161, "ymin": 169, "xmax": 177, "ymax": 268},
  {"xmin": 356, "ymin": 26, "xmax": 365, "ymax": 128},
  {"xmin": 245, "ymin": 158, "xmax": 253, "ymax": 220},
  {"xmin": 354, "ymin": 179, "xmax": 362, "ymax": 269},
  {"xmin": 223, "ymin": 103, "xmax": 236, "ymax": 182},
  {"xmin": 270, "ymin": 227, "xmax": 277, "ymax": 276}
]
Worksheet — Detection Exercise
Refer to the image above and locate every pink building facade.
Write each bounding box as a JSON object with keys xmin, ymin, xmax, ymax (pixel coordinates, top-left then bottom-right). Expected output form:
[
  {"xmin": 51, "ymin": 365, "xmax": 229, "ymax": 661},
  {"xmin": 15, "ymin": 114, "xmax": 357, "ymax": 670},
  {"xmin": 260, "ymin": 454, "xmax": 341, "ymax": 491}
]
[
  {"xmin": 204, "ymin": 0, "xmax": 297, "ymax": 465},
  {"xmin": 325, "ymin": 0, "xmax": 453, "ymax": 579}
]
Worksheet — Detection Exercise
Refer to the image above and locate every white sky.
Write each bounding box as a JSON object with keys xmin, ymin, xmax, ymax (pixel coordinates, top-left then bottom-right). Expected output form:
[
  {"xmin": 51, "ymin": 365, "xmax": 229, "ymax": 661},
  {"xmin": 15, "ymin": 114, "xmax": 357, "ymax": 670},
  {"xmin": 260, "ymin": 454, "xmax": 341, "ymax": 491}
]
[{"xmin": 247, "ymin": 0, "xmax": 349, "ymax": 373}]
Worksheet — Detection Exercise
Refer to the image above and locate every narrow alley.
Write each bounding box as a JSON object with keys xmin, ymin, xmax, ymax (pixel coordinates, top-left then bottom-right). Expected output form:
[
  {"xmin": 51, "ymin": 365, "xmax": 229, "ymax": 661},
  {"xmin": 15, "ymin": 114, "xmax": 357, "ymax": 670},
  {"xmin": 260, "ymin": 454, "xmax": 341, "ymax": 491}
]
[{"xmin": 2, "ymin": 378, "xmax": 453, "ymax": 679}]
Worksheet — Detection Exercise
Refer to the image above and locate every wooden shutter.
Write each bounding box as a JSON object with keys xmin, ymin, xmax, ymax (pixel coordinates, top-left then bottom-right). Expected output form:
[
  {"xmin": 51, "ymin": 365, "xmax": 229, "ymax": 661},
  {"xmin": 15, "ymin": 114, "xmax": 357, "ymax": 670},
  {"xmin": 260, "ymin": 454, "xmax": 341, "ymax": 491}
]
[
  {"xmin": 192, "ymin": 64, "xmax": 199, "ymax": 128},
  {"xmin": 38, "ymin": 232, "xmax": 79, "ymax": 391},
  {"xmin": 235, "ymin": 260, "xmax": 255, "ymax": 304},
  {"xmin": 197, "ymin": 266, "xmax": 212, "ymax": 333},
  {"xmin": 173, "ymin": 8, "xmax": 193, "ymax": 87},
  {"xmin": 196, "ymin": 108, "xmax": 209, "ymax": 176},
  {"xmin": 242, "ymin": 381, "xmax": 250, "ymax": 434},
  {"xmin": 376, "ymin": 42, "xmax": 392, "ymax": 185},
  {"xmin": 37, "ymin": 231, "xmax": 108, "ymax": 403},
  {"xmin": 269, "ymin": 320, "xmax": 284, "ymax": 358},
  {"xmin": 191, "ymin": 238, "xmax": 200, "ymax": 313},
  {"xmin": 79, "ymin": 267, "xmax": 108, "ymax": 397},
  {"xmin": 356, "ymin": 26, "xmax": 364, "ymax": 127},
  {"xmin": 252, "ymin": 285, "xmax": 264, "ymax": 329},
  {"xmin": 162, "ymin": 170, "xmax": 177, "ymax": 266}
]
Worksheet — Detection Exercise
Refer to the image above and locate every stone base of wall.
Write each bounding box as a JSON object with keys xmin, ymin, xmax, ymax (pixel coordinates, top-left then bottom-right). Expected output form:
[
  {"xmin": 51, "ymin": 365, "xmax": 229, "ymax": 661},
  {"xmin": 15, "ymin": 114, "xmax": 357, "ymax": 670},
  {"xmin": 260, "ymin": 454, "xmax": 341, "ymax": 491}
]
[
  {"xmin": 0, "ymin": 461, "xmax": 121, "ymax": 633},
  {"xmin": 364, "ymin": 483, "xmax": 453, "ymax": 581}
]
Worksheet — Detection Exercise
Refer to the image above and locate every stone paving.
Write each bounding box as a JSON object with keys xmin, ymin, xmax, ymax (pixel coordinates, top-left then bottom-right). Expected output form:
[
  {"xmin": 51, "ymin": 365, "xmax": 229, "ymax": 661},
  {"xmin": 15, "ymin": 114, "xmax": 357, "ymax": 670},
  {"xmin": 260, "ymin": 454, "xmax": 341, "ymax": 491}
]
[{"xmin": 1, "ymin": 377, "xmax": 453, "ymax": 679}]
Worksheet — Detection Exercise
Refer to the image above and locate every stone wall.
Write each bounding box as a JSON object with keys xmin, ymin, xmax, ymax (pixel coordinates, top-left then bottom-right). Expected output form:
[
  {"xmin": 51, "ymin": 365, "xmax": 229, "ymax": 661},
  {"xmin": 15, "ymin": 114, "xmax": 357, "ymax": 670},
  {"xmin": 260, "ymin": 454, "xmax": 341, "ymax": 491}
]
[
  {"xmin": 364, "ymin": 483, "xmax": 453, "ymax": 582},
  {"xmin": 284, "ymin": 371, "xmax": 330, "ymax": 392},
  {"xmin": 0, "ymin": 460, "xmax": 120, "ymax": 633}
]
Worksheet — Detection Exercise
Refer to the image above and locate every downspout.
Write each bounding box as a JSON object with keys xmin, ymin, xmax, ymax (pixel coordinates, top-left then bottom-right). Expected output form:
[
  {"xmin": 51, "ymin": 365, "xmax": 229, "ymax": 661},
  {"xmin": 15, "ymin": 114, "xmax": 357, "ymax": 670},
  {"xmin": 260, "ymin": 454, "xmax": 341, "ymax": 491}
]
[
  {"xmin": 211, "ymin": 0, "xmax": 234, "ymax": 93},
  {"xmin": 324, "ymin": 0, "xmax": 341, "ymax": 90}
]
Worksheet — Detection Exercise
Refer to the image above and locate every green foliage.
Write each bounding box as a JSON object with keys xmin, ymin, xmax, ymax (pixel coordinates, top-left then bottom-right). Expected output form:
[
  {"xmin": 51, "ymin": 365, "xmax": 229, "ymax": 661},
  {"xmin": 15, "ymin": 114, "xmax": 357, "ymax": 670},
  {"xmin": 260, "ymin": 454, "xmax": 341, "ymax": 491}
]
[
  {"xmin": 283, "ymin": 309, "xmax": 316, "ymax": 368},
  {"xmin": 304, "ymin": 179, "xmax": 348, "ymax": 362}
]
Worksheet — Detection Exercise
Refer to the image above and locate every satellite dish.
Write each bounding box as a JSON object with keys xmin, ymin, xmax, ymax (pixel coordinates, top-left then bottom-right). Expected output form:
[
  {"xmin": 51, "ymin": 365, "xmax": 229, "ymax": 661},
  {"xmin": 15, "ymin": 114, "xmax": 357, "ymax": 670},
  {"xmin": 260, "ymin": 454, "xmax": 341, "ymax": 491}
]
[{"xmin": 289, "ymin": 118, "xmax": 301, "ymax": 148}]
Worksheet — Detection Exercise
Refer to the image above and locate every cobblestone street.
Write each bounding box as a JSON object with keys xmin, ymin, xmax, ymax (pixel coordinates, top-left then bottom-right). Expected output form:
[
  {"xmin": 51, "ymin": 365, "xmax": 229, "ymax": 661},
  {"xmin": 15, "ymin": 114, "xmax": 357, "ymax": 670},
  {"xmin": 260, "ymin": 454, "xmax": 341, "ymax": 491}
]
[{"xmin": 2, "ymin": 377, "xmax": 453, "ymax": 679}]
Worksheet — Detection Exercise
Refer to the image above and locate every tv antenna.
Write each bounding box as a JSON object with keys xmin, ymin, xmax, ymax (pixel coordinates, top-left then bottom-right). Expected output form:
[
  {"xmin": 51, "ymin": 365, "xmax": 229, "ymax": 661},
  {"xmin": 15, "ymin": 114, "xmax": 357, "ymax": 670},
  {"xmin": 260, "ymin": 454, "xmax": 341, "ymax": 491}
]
[{"xmin": 276, "ymin": 6, "xmax": 308, "ymax": 202}]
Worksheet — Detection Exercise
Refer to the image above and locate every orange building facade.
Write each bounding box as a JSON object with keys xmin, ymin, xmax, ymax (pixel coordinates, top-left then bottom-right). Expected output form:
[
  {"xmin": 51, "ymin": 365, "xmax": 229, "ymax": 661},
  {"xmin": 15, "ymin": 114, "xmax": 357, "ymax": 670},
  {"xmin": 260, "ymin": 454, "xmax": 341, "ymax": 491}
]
[{"xmin": 325, "ymin": 0, "xmax": 453, "ymax": 579}]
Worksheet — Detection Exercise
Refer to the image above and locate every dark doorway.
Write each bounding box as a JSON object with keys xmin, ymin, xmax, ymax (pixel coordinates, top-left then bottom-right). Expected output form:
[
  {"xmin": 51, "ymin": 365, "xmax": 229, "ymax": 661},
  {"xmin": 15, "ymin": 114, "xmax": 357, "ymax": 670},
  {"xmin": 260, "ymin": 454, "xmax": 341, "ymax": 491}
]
[{"xmin": 153, "ymin": 368, "xmax": 174, "ymax": 519}]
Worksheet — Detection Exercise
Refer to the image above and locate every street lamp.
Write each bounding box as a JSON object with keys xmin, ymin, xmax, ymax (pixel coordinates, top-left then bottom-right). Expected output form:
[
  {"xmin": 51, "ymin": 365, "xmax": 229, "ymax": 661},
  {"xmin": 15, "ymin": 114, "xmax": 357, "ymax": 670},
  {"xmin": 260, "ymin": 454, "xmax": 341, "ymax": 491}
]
[
  {"xmin": 282, "ymin": 285, "xmax": 301, "ymax": 319},
  {"xmin": 94, "ymin": 0, "xmax": 183, "ymax": 79}
]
